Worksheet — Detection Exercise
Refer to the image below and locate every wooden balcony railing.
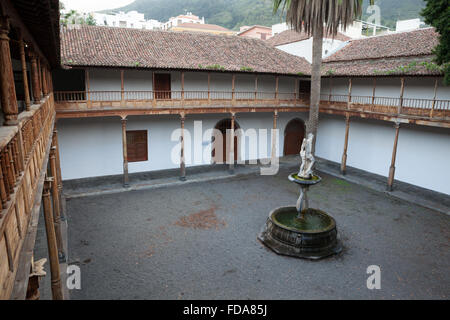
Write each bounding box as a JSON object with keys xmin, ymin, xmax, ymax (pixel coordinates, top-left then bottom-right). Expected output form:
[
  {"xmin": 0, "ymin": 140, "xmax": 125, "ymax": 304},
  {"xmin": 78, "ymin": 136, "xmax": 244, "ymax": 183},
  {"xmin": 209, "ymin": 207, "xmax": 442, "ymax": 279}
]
[
  {"xmin": 0, "ymin": 94, "xmax": 56, "ymax": 299},
  {"xmin": 320, "ymin": 94, "xmax": 450, "ymax": 119}
]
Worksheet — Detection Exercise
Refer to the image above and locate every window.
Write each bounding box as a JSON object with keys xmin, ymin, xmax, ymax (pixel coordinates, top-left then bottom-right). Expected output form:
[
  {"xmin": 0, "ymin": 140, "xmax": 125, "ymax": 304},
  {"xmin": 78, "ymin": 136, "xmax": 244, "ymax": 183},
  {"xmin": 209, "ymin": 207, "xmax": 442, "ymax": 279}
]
[{"xmin": 126, "ymin": 130, "xmax": 148, "ymax": 162}]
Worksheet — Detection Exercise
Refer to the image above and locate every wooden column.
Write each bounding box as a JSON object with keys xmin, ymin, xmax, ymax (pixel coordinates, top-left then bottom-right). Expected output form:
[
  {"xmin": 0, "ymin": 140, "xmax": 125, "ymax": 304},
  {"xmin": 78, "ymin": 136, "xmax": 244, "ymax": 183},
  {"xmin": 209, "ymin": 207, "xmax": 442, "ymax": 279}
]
[
  {"xmin": 181, "ymin": 71, "xmax": 185, "ymax": 101},
  {"xmin": 121, "ymin": 118, "xmax": 129, "ymax": 187},
  {"xmin": 120, "ymin": 70, "xmax": 125, "ymax": 104},
  {"xmin": 430, "ymin": 77, "xmax": 438, "ymax": 118},
  {"xmin": 30, "ymin": 52, "xmax": 41, "ymax": 103},
  {"xmin": 275, "ymin": 76, "xmax": 279, "ymax": 101},
  {"xmin": 41, "ymin": 64, "xmax": 48, "ymax": 96},
  {"xmin": 37, "ymin": 58, "xmax": 43, "ymax": 98},
  {"xmin": 398, "ymin": 77, "xmax": 405, "ymax": 114},
  {"xmin": 254, "ymin": 75, "xmax": 258, "ymax": 100},
  {"xmin": 180, "ymin": 113, "xmax": 186, "ymax": 181},
  {"xmin": 42, "ymin": 178, "xmax": 63, "ymax": 300},
  {"xmin": 271, "ymin": 110, "xmax": 278, "ymax": 162},
  {"xmin": 340, "ymin": 114, "xmax": 350, "ymax": 175},
  {"xmin": 371, "ymin": 78, "xmax": 377, "ymax": 105},
  {"xmin": 347, "ymin": 78, "xmax": 352, "ymax": 109},
  {"xmin": 229, "ymin": 112, "xmax": 235, "ymax": 173},
  {"xmin": 295, "ymin": 78, "xmax": 299, "ymax": 101},
  {"xmin": 18, "ymin": 33, "xmax": 31, "ymax": 111},
  {"xmin": 231, "ymin": 74, "xmax": 236, "ymax": 103},
  {"xmin": 0, "ymin": 17, "xmax": 19, "ymax": 125},
  {"xmin": 152, "ymin": 71, "xmax": 156, "ymax": 107},
  {"xmin": 50, "ymin": 145, "xmax": 65, "ymax": 261},
  {"xmin": 387, "ymin": 123, "xmax": 400, "ymax": 191},
  {"xmin": 328, "ymin": 77, "xmax": 333, "ymax": 102},
  {"xmin": 53, "ymin": 129, "xmax": 63, "ymax": 191},
  {"xmin": 207, "ymin": 72, "xmax": 211, "ymax": 102},
  {"xmin": 85, "ymin": 69, "xmax": 90, "ymax": 106}
]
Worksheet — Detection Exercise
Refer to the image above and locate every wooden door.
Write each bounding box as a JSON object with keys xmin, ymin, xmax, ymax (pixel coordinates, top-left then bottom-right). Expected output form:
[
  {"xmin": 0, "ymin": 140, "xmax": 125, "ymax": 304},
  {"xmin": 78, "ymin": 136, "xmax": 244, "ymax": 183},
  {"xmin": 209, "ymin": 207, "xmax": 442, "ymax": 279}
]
[
  {"xmin": 154, "ymin": 73, "xmax": 171, "ymax": 99},
  {"xmin": 126, "ymin": 130, "xmax": 148, "ymax": 162},
  {"xmin": 284, "ymin": 119, "xmax": 305, "ymax": 156},
  {"xmin": 212, "ymin": 119, "xmax": 238, "ymax": 163}
]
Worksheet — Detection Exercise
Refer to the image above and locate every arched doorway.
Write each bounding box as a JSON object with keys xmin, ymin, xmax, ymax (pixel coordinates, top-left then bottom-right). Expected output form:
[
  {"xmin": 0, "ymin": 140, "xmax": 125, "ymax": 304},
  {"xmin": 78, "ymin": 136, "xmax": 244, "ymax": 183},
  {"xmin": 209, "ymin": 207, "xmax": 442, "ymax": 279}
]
[
  {"xmin": 284, "ymin": 118, "xmax": 305, "ymax": 156},
  {"xmin": 212, "ymin": 119, "xmax": 240, "ymax": 164}
]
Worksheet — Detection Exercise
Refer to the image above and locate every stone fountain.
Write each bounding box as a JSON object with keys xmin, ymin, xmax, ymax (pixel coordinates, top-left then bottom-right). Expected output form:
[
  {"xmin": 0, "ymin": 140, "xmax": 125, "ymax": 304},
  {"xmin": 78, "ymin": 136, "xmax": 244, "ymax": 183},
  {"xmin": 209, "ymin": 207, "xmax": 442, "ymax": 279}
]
[{"xmin": 258, "ymin": 133, "xmax": 342, "ymax": 259}]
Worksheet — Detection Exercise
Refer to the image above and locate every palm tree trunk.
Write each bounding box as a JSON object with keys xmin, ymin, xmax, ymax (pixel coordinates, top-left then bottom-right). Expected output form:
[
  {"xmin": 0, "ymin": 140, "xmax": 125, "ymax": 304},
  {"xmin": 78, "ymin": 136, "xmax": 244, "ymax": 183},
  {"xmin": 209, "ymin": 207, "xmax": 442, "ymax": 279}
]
[{"xmin": 307, "ymin": 25, "xmax": 323, "ymax": 155}]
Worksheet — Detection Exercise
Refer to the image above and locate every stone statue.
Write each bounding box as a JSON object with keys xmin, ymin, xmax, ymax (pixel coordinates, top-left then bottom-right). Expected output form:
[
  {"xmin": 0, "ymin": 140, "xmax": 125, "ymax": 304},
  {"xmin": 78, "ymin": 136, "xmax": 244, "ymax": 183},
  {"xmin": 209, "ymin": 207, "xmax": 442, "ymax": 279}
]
[{"xmin": 298, "ymin": 133, "xmax": 315, "ymax": 179}]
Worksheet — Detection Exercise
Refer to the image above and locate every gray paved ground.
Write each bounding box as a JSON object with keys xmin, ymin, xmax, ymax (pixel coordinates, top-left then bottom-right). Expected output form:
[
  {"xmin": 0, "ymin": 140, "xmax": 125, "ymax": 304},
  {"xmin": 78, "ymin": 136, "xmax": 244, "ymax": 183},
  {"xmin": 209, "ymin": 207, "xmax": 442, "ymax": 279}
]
[{"xmin": 63, "ymin": 166, "xmax": 450, "ymax": 300}]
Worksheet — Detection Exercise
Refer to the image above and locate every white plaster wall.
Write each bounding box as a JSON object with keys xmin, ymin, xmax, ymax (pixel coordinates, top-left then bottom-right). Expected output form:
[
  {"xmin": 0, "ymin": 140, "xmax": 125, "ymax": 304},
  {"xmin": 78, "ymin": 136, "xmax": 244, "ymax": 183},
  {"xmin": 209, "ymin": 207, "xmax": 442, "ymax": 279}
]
[
  {"xmin": 316, "ymin": 114, "xmax": 450, "ymax": 194},
  {"xmin": 58, "ymin": 113, "xmax": 308, "ymax": 180},
  {"xmin": 276, "ymin": 38, "xmax": 345, "ymax": 63}
]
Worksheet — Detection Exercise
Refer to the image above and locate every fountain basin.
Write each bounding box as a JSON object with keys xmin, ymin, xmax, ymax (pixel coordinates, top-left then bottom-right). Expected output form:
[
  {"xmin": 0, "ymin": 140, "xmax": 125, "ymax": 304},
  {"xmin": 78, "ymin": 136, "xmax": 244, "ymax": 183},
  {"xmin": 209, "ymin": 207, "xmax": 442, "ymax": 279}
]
[
  {"xmin": 258, "ymin": 206, "xmax": 342, "ymax": 260},
  {"xmin": 288, "ymin": 173, "xmax": 322, "ymax": 185}
]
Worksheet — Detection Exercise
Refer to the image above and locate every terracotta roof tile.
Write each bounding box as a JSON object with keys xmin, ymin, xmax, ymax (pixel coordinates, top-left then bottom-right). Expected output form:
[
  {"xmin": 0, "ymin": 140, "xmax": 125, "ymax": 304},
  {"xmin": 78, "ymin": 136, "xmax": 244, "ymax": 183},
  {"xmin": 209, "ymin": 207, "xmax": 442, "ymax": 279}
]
[
  {"xmin": 267, "ymin": 29, "xmax": 351, "ymax": 47},
  {"xmin": 60, "ymin": 25, "xmax": 311, "ymax": 76},
  {"xmin": 324, "ymin": 28, "xmax": 439, "ymax": 62},
  {"xmin": 175, "ymin": 23, "xmax": 232, "ymax": 32}
]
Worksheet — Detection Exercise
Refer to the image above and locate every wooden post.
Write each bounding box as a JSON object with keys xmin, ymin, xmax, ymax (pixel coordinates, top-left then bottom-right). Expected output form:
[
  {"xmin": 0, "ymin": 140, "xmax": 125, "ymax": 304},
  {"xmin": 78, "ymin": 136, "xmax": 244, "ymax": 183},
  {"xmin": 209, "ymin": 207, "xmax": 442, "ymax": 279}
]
[
  {"xmin": 430, "ymin": 77, "xmax": 438, "ymax": 118},
  {"xmin": 85, "ymin": 69, "xmax": 90, "ymax": 106},
  {"xmin": 398, "ymin": 77, "xmax": 405, "ymax": 114},
  {"xmin": 152, "ymin": 71, "xmax": 156, "ymax": 107},
  {"xmin": 181, "ymin": 71, "xmax": 185, "ymax": 101},
  {"xmin": 207, "ymin": 72, "xmax": 211, "ymax": 102},
  {"xmin": 120, "ymin": 70, "xmax": 125, "ymax": 104},
  {"xmin": 180, "ymin": 113, "xmax": 186, "ymax": 181},
  {"xmin": 50, "ymin": 145, "xmax": 65, "ymax": 261},
  {"xmin": 37, "ymin": 58, "xmax": 43, "ymax": 98},
  {"xmin": 328, "ymin": 77, "xmax": 333, "ymax": 102},
  {"xmin": 295, "ymin": 78, "xmax": 299, "ymax": 101},
  {"xmin": 41, "ymin": 64, "xmax": 48, "ymax": 96},
  {"xmin": 121, "ymin": 118, "xmax": 129, "ymax": 187},
  {"xmin": 229, "ymin": 112, "xmax": 235, "ymax": 174},
  {"xmin": 0, "ymin": 17, "xmax": 19, "ymax": 125},
  {"xmin": 18, "ymin": 33, "xmax": 31, "ymax": 111},
  {"xmin": 42, "ymin": 178, "xmax": 63, "ymax": 300},
  {"xmin": 372, "ymin": 78, "xmax": 377, "ymax": 105},
  {"xmin": 387, "ymin": 122, "xmax": 400, "ymax": 191},
  {"xmin": 30, "ymin": 52, "xmax": 41, "ymax": 103},
  {"xmin": 341, "ymin": 114, "xmax": 350, "ymax": 175},
  {"xmin": 271, "ymin": 110, "xmax": 278, "ymax": 162},
  {"xmin": 53, "ymin": 129, "xmax": 63, "ymax": 191},
  {"xmin": 275, "ymin": 76, "xmax": 279, "ymax": 101},
  {"xmin": 347, "ymin": 78, "xmax": 352, "ymax": 109},
  {"xmin": 254, "ymin": 75, "xmax": 258, "ymax": 100},
  {"xmin": 231, "ymin": 74, "xmax": 236, "ymax": 103}
]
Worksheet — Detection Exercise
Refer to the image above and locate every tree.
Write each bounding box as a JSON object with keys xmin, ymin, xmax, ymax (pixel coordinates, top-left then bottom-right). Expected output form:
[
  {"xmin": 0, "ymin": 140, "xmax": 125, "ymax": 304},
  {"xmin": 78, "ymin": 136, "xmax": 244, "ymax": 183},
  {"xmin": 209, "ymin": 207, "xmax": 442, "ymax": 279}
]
[
  {"xmin": 421, "ymin": 0, "xmax": 450, "ymax": 84},
  {"xmin": 60, "ymin": 10, "xmax": 97, "ymax": 26},
  {"xmin": 273, "ymin": 0, "xmax": 372, "ymax": 155}
]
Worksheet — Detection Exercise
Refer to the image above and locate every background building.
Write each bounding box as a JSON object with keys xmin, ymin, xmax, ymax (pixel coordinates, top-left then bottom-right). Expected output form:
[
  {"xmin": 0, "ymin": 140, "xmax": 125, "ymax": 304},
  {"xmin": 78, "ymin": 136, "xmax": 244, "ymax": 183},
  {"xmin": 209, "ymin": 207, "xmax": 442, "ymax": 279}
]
[
  {"xmin": 92, "ymin": 11, "xmax": 162, "ymax": 30},
  {"xmin": 238, "ymin": 25, "xmax": 272, "ymax": 40}
]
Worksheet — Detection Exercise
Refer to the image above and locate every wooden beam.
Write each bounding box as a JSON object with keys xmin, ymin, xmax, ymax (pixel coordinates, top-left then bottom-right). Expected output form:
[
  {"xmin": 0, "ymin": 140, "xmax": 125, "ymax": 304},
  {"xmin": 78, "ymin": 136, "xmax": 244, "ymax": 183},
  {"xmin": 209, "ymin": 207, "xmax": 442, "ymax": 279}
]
[
  {"xmin": 387, "ymin": 123, "xmax": 400, "ymax": 191},
  {"xmin": 121, "ymin": 118, "xmax": 129, "ymax": 187},
  {"xmin": 42, "ymin": 178, "xmax": 63, "ymax": 300},
  {"xmin": 0, "ymin": 16, "xmax": 18, "ymax": 125},
  {"xmin": 340, "ymin": 114, "xmax": 350, "ymax": 174},
  {"xmin": 180, "ymin": 113, "xmax": 186, "ymax": 181}
]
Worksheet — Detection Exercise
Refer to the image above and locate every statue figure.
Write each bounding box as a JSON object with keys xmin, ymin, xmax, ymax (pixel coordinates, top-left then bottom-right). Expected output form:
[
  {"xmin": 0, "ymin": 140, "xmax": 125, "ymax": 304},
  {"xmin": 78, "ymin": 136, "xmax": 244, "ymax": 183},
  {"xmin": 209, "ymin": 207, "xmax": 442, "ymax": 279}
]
[{"xmin": 298, "ymin": 133, "xmax": 315, "ymax": 179}]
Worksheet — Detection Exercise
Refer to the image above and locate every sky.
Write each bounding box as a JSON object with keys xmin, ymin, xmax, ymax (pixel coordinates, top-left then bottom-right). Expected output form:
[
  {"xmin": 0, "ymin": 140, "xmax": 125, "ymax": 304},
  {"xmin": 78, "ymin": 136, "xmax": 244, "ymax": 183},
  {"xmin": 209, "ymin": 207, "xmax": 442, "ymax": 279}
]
[{"xmin": 61, "ymin": 0, "xmax": 135, "ymax": 13}]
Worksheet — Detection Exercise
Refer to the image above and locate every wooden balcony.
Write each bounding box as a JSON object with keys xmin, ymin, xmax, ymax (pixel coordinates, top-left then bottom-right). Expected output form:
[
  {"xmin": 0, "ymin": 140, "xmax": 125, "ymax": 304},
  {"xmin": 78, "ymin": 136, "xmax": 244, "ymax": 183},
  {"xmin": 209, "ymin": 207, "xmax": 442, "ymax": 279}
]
[
  {"xmin": 0, "ymin": 94, "xmax": 56, "ymax": 299},
  {"xmin": 319, "ymin": 94, "xmax": 450, "ymax": 127},
  {"xmin": 54, "ymin": 90, "xmax": 450, "ymax": 127}
]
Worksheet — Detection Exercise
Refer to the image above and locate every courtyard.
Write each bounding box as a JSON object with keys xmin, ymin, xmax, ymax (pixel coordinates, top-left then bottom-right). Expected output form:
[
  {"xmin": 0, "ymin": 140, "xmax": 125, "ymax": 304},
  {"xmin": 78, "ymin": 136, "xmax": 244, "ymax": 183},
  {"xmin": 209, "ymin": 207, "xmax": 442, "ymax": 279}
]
[{"xmin": 61, "ymin": 165, "xmax": 449, "ymax": 300}]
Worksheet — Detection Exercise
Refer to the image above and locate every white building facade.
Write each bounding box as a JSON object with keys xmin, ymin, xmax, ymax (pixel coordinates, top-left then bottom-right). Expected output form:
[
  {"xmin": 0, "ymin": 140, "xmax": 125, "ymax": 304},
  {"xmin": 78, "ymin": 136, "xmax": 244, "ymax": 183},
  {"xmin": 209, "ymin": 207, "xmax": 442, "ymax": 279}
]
[{"xmin": 93, "ymin": 11, "xmax": 162, "ymax": 30}]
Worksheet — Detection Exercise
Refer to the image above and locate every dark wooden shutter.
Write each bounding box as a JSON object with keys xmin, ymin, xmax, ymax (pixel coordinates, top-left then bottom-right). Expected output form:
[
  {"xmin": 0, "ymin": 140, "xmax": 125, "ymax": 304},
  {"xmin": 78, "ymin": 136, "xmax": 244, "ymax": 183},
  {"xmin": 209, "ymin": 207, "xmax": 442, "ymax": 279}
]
[
  {"xmin": 126, "ymin": 130, "xmax": 148, "ymax": 162},
  {"xmin": 154, "ymin": 73, "xmax": 171, "ymax": 99}
]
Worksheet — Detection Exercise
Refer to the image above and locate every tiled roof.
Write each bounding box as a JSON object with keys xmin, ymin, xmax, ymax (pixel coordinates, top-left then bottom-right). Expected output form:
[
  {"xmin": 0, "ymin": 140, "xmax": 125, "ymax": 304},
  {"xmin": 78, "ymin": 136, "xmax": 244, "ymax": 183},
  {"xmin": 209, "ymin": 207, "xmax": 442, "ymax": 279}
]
[
  {"xmin": 322, "ymin": 28, "xmax": 442, "ymax": 77},
  {"xmin": 175, "ymin": 23, "xmax": 233, "ymax": 32},
  {"xmin": 323, "ymin": 56, "xmax": 442, "ymax": 77},
  {"xmin": 324, "ymin": 28, "xmax": 439, "ymax": 62},
  {"xmin": 60, "ymin": 25, "xmax": 311, "ymax": 76},
  {"xmin": 267, "ymin": 29, "xmax": 351, "ymax": 47}
]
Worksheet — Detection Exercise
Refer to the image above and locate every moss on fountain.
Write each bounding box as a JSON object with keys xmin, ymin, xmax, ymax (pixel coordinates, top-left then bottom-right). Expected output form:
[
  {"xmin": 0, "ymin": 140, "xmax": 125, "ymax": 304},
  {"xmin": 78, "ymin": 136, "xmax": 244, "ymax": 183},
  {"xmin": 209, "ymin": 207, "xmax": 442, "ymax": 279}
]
[{"xmin": 272, "ymin": 208, "xmax": 335, "ymax": 233}]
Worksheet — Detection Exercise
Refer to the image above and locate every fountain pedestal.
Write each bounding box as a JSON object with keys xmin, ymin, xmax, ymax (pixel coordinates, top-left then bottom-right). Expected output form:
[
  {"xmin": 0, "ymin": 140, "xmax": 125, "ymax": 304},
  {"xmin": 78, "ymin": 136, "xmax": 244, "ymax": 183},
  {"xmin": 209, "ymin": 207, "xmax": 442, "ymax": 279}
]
[{"xmin": 258, "ymin": 174, "xmax": 342, "ymax": 260}]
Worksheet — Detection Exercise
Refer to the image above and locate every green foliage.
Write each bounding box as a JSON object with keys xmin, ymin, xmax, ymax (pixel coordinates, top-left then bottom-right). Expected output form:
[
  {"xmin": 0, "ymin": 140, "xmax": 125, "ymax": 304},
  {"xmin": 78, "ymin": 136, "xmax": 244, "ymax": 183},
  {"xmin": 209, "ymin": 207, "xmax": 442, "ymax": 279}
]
[
  {"xmin": 421, "ymin": 0, "xmax": 450, "ymax": 84},
  {"xmin": 61, "ymin": 10, "xmax": 97, "ymax": 26},
  {"xmin": 205, "ymin": 64, "xmax": 226, "ymax": 71},
  {"xmin": 240, "ymin": 66, "xmax": 254, "ymax": 72}
]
